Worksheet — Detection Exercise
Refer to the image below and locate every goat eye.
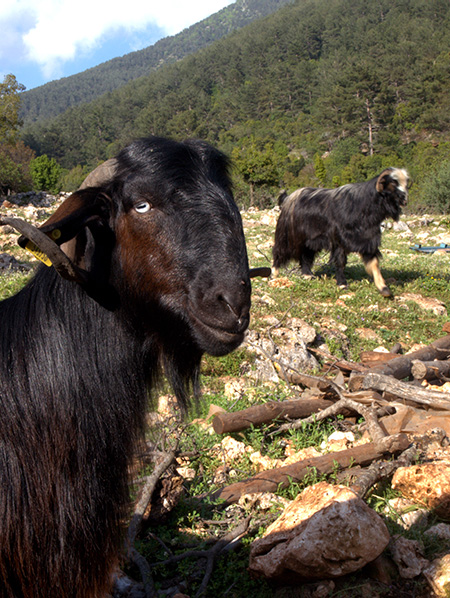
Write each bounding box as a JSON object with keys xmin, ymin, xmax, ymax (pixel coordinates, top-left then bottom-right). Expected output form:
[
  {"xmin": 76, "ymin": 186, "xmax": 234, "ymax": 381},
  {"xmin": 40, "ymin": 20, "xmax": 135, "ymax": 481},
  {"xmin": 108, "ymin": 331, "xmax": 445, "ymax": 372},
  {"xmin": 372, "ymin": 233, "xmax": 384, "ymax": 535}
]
[{"xmin": 134, "ymin": 201, "xmax": 151, "ymax": 214}]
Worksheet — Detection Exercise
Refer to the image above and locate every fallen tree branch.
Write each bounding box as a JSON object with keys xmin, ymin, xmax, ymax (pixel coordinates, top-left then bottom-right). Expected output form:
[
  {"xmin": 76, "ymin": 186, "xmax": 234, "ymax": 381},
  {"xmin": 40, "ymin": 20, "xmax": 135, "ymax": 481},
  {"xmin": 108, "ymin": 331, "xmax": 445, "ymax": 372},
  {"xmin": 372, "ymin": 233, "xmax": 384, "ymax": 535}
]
[
  {"xmin": 127, "ymin": 449, "xmax": 177, "ymax": 546},
  {"xmin": 350, "ymin": 444, "xmax": 418, "ymax": 498},
  {"xmin": 349, "ymin": 334, "xmax": 450, "ymax": 390},
  {"xmin": 212, "ymin": 397, "xmax": 335, "ymax": 434},
  {"xmin": 273, "ymin": 377, "xmax": 386, "ymax": 441},
  {"xmin": 360, "ymin": 351, "xmax": 400, "ymax": 368},
  {"xmin": 127, "ymin": 547, "xmax": 155, "ymax": 598},
  {"xmin": 206, "ymin": 433, "xmax": 409, "ymax": 505},
  {"xmin": 308, "ymin": 345, "xmax": 366, "ymax": 372},
  {"xmin": 361, "ymin": 372, "xmax": 450, "ymax": 410}
]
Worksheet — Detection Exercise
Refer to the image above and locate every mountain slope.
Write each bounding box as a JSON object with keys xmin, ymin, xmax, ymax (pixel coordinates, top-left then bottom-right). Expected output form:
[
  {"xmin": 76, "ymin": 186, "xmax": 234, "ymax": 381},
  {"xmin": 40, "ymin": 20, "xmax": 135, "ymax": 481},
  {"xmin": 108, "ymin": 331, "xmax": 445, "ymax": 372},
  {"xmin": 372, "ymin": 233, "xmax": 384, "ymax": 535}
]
[
  {"xmin": 19, "ymin": 0, "xmax": 294, "ymax": 125},
  {"xmin": 21, "ymin": 0, "xmax": 450, "ymax": 196}
]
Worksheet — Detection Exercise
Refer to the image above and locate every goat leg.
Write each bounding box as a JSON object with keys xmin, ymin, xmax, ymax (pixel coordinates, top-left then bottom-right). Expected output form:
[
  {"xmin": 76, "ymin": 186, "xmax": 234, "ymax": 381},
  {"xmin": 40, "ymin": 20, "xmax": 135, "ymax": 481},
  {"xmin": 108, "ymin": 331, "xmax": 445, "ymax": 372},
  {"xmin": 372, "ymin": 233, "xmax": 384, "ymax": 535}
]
[{"xmin": 363, "ymin": 255, "xmax": 391, "ymax": 297}]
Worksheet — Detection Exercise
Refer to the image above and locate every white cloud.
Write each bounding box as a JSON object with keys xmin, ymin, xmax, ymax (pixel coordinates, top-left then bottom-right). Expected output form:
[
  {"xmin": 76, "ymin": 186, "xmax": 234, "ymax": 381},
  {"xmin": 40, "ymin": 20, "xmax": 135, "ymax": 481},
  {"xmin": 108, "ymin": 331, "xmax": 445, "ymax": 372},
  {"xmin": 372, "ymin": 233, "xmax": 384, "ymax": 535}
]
[{"xmin": 0, "ymin": 0, "xmax": 233, "ymax": 79}]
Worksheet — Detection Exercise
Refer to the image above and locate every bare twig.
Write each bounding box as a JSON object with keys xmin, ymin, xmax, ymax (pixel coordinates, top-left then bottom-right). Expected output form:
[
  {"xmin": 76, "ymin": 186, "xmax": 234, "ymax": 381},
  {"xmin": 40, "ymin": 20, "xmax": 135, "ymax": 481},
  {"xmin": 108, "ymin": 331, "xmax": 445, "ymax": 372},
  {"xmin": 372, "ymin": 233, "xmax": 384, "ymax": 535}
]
[
  {"xmin": 149, "ymin": 517, "xmax": 252, "ymax": 597},
  {"xmin": 127, "ymin": 547, "xmax": 156, "ymax": 598},
  {"xmin": 123, "ymin": 448, "xmax": 177, "ymax": 598},
  {"xmin": 127, "ymin": 449, "xmax": 177, "ymax": 546},
  {"xmin": 273, "ymin": 374, "xmax": 386, "ymax": 441}
]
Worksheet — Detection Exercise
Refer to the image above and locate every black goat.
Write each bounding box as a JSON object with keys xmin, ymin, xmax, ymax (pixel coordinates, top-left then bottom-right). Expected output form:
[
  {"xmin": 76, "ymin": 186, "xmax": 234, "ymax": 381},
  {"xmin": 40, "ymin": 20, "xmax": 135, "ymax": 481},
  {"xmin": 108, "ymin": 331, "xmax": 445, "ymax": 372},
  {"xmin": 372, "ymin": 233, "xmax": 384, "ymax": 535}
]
[
  {"xmin": 272, "ymin": 168, "xmax": 409, "ymax": 296},
  {"xmin": 0, "ymin": 137, "xmax": 251, "ymax": 598}
]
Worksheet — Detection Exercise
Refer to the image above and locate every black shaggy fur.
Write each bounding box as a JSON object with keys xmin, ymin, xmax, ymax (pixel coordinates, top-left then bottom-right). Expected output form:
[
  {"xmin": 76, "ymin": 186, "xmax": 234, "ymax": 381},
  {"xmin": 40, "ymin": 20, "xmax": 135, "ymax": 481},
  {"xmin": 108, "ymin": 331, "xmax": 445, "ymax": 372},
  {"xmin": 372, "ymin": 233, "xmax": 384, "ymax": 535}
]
[
  {"xmin": 272, "ymin": 168, "xmax": 409, "ymax": 296},
  {"xmin": 0, "ymin": 137, "xmax": 251, "ymax": 598}
]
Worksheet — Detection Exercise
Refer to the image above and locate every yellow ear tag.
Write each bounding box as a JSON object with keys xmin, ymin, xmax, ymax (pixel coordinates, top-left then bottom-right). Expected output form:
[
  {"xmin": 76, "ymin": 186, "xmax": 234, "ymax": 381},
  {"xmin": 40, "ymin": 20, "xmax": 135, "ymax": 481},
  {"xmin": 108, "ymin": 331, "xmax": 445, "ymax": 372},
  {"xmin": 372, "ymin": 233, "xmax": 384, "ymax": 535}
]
[
  {"xmin": 24, "ymin": 241, "xmax": 52, "ymax": 267},
  {"xmin": 23, "ymin": 228, "xmax": 62, "ymax": 266}
]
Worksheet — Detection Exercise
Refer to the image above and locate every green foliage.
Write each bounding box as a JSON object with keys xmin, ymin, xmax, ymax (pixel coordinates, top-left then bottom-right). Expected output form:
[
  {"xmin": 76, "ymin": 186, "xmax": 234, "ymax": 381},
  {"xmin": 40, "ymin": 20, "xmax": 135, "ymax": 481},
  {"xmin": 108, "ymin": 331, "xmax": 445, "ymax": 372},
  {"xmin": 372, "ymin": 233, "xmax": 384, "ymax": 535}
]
[
  {"xmin": 0, "ymin": 140, "xmax": 35, "ymax": 194},
  {"xmin": 231, "ymin": 139, "xmax": 284, "ymax": 206},
  {"xmin": 417, "ymin": 160, "xmax": 450, "ymax": 213},
  {"xmin": 0, "ymin": 75, "xmax": 33, "ymax": 194},
  {"xmin": 0, "ymin": 271, "xmax": 34, "ymax": 301},
  {"xmin": 60, "ymin": 164, "xmax": 90, "ymax": 192},
  {"xmin": 19, "ymin": 0, "xmax": 294, "ymax": 126},
  {"xmin": 202, "ymin": 348, "xmax": 253, "ymax": 378},
  {"xmin": 313, "ymin": 153, "xmax": 326, "ymax": 185},
  {"xmin": 0, "ymin": 74, "xmax": 24, "ymax": 144},
  {"xmin": 29, "ymin": 154, "xmax": 63, "ymax": 193}
]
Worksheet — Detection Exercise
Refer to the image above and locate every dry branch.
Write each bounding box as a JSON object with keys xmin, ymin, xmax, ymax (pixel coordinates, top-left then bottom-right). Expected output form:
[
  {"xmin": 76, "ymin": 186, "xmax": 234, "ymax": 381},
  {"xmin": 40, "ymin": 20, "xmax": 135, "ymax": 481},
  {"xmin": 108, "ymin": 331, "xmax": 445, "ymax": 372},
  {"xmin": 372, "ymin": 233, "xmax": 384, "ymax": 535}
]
[
  {"xmin": 127, "ymin": 450, "xmax": 176, "ymax": 546},
  {"xmin": 212, "ymin": 398, "xmax": 335, "ymax": 434},
  {"xmin": 349, "ymin": 334, "xmax": 450, "ymax": 390},
  {"xmin": 350, "ymin": 444, "xmax": 418, "ymax": 498},
  {"xmin": 274, "ymin": 380, "xmax": 387, "ymax": 441},
  {"xmin": 361, "ymin": 372, "xmax": 450, "ymax": 410},
  {"xmin": 308, "ymin": 346, "xmax": 366, "ymax": 372},
  {"xmin": 207, "ymin": 433, "xmax": 409, "ymax": 505},
  {"xmin": 360, "ymin": 351, "xmax": 399, "ymax": 368},
  {"xmin": 281, "ymin": 371, "xmax": 338, "ymax": 391}
]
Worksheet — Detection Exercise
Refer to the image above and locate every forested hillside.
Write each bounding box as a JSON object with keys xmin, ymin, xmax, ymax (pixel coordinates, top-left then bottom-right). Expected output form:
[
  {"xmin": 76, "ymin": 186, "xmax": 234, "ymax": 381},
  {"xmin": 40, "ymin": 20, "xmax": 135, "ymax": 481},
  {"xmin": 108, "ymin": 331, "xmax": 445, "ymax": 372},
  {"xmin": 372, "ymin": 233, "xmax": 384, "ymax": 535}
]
[
  {"xmin": 20, "ymin": 0, "xmax": 450, "ymax": 208},
  {"xmin": 19, "ymin": 0, "xmax": 294, "ymax": 125}
]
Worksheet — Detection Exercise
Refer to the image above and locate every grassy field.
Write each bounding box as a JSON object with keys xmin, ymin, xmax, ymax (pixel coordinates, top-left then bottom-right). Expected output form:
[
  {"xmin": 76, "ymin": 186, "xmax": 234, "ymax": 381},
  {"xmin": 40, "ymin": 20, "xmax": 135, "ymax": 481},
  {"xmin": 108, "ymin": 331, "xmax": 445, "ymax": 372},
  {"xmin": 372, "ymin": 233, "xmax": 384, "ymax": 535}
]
[
  {"xmin": 1, "ymin": 204, "xmax": 449, "ymax": 597},
  {"xmin": 146, "ymin": 208, "xmax": 449, "ymax": 597}
]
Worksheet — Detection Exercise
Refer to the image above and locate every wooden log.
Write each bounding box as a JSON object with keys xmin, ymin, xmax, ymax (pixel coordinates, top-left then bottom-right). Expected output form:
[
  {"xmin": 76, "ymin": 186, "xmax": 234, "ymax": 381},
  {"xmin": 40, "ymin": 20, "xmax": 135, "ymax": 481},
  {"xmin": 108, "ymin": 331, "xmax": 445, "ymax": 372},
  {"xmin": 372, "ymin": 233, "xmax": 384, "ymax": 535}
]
[
  {"xmin": 349, "ymin": 334, "xmax": 450, "ymax": 391},
  {"xmin": 360, "ymin": 351, "xmax": 399, "ymax": 367},
  {"xmin": 411, "ymin": 359, "xmax": 450, "ymax": 381},
  {"xmin": 213, "ymin": 390, "xmax": 383, "ymax": 435},
  {"xmin": 207, "ymin": 433, "xmax": 410, "ymax": 505},
  {"xmin": 212, "ymin": 398, "xmax": 335, "ymax": 434},
  {"xmin": 361, "ymin": 372, "xmax": 450, "ymax": 410}
]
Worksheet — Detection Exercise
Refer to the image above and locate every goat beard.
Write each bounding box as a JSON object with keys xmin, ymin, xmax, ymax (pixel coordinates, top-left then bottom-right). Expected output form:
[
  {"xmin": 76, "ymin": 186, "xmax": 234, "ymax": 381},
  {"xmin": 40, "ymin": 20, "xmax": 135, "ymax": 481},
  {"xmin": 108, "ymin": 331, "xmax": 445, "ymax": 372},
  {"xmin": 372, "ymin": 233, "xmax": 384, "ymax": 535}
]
[{"xmin": 126, "ymin": 304, "xmax": 203, "ymax": 415}]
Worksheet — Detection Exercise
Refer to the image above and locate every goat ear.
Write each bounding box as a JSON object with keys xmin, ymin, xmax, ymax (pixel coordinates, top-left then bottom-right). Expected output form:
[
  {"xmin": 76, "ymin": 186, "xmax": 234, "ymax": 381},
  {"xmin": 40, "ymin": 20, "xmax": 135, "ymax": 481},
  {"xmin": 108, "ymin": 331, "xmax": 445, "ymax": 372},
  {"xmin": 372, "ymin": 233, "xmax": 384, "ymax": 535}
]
[
  {"xmin": 34, "ymin": 189, "xmax": 109, "ymax": 248},
  {"xmin": 13, "ymin": 189, "xmax": 119, "ymax": 310},
  {"xmin": 375, "ymin": 170, "xmax": 392, "ymax": 193}
]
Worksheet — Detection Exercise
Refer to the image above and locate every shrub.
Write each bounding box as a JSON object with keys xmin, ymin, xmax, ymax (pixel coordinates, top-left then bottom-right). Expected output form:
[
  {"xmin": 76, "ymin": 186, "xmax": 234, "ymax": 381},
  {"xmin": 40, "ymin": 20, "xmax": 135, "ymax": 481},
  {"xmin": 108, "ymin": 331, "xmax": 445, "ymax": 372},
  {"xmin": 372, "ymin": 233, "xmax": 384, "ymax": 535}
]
[
  {"xmin": 417, "ymin": 160, "xmax": 450, "ymax": 213},
  {"xmin": 30, "ymin": 154, "xmax": 62, "ymax": 193},
  {"xmin": 60, "ymin": 165, "xmax": 90, "ymax": 192},
  {"xmin": 0, "ymin": 141, "xmax": 35, "ymax": 194}
]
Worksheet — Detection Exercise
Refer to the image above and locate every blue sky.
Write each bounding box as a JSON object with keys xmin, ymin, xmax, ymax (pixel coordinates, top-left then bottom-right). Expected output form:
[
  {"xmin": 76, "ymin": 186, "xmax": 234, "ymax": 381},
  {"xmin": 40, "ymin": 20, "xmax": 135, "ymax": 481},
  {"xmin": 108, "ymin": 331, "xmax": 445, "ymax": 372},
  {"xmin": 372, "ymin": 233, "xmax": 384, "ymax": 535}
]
[{"xmin": 0, "ymin": 0, "xmax": 234, "ymax": 91}]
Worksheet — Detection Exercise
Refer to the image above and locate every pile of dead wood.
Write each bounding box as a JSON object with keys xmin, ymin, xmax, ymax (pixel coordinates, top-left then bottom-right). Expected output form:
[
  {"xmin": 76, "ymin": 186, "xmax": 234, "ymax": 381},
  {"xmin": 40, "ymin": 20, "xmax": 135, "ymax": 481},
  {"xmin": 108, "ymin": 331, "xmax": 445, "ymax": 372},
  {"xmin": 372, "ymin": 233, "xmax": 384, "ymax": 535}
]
[
  {"xmin": 209, "ymin": 329, "xmax": 450, "ymax": 505},
  {"xmin": 120, "ymin": 330, "xmax": 450, "ymax": 597}
]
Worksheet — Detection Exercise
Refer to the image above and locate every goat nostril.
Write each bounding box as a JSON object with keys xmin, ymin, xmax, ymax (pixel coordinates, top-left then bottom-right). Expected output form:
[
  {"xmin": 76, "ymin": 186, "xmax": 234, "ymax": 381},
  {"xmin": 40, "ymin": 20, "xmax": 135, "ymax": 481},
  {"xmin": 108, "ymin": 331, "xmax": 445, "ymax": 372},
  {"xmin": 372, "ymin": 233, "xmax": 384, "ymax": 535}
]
[{"xmin": 216, "ymin": 292, "xmax": 245, "ymax": 322}]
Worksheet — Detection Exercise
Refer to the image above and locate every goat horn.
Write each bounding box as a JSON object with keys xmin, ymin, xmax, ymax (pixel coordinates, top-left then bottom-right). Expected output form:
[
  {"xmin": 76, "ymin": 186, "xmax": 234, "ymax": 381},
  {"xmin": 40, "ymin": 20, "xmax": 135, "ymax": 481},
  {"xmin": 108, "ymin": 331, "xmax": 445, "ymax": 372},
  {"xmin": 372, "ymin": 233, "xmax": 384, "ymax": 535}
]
[
  {"xmin": 249, "ymin": 266, "xmax": 272, "ymax": 278},
  {"xmin": 79, "ymin": 158, "xmax": 118, "ymax": 190},
  {"xmin": 0, "ymin": 216, "xmax": 89, "ymax": 285}
]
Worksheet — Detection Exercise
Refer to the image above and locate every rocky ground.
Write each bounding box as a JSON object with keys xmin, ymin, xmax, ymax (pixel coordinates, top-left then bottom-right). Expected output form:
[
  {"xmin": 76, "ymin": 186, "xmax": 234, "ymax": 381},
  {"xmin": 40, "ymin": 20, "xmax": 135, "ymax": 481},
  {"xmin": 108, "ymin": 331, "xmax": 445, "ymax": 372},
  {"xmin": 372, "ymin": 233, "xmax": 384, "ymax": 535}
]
[{"xmin": 1, "ymin": 193, "xmax": 449, "ymax": 598}]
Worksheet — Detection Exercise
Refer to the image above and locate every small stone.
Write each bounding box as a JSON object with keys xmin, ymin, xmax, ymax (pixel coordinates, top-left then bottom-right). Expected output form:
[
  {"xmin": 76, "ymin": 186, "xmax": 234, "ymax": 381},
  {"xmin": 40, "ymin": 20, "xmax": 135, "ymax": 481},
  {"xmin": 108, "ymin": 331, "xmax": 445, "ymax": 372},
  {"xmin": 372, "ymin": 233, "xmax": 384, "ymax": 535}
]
[
  {"xmin": 423, "ymin": 553, "xmax": 450, "ymax": 598},
  {"xmin": 389, "ymin": 535, "xmax": 428, "ymax": 579}
]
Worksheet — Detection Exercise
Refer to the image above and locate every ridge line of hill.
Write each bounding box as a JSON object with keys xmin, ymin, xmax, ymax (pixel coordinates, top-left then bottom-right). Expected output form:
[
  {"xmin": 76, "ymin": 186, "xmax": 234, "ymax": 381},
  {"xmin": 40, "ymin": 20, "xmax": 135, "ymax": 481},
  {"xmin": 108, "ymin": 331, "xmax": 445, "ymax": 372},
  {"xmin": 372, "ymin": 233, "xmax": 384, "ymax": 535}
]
[{"xmin": 19, "ymin": 0, "xmax": 294, "ymax": 125}]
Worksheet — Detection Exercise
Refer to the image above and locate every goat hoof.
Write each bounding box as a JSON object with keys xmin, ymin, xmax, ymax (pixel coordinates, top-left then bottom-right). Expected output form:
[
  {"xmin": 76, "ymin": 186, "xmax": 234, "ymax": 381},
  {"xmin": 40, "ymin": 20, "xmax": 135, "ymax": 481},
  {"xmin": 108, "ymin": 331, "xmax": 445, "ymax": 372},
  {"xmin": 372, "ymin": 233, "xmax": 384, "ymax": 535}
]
[{"xmin": 379, "ymin": 286, "xmax": 392, "ymax": 298}]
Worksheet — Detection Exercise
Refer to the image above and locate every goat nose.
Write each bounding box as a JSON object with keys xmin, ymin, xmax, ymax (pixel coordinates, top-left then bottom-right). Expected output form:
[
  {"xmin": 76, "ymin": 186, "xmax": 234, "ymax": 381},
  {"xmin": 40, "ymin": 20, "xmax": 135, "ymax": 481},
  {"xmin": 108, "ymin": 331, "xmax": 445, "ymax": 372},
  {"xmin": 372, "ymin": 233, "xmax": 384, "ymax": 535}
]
[{"xmin": 216, "ymin": 282, "xmax": 250, "ymax": 332}]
